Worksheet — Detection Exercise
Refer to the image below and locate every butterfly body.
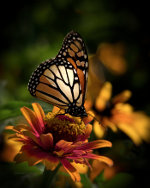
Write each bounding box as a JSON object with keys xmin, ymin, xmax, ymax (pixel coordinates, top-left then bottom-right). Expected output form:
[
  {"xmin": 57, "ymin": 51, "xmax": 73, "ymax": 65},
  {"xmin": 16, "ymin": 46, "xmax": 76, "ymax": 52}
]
[{"xmin": 28, "ymin": 31, "xmax": 88, "ymax": 117}]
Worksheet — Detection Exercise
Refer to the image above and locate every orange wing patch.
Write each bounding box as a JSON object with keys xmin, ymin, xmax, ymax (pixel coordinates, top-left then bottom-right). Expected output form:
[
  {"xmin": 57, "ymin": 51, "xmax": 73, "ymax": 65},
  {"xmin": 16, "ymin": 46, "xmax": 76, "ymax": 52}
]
[
  {"xmin": 74, "ymin": 41, "xmax": 82, "ymax": 50},
  {"xmin": 67, "ymin": 58, "xmax": 77, "ymax": 70},
  {"xmin": 36, "ymin": 91, "xmax": 68, "ymax": 109},
  {"xmin": 81, "ymin": 61, "xmax": 85, "ymax": 67},
  {"xmin": 40, "ymin": 75, "xmax": 51, "ymax": 85},
  {"xmin": 36, "ymin": 83, "xmax": 68, "ymax": 103},
  {"xmin": 77, "ymin": 69, "xmax": 85, "ymax": 95},
  {"xmin": 68, "ymin": 48, "xmax": 75, "ymax": 57},
  {"xmin": 77, "ymin": 51, "xmax": 84, "ymax": 57},
  {"xmin": 70, "ymin": 44, "xmax": 79, "ymax": 52}
]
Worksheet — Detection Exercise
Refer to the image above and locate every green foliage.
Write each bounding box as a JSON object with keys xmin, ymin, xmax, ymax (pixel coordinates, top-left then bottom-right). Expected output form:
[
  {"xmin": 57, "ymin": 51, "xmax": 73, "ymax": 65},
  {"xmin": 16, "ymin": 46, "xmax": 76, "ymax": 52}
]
[
  {"xmin": 0, "ymin": 162, "xmax": 42, "ymax": 188},
  {"xmin": 0, "ymin": 101, "xmax": 31, "ymax": 133},
  {"xmin": 102, "ymin": 173, "xmax": 134, "ymax": 188},
  {"xmin": 81, "ymin": 174, "xmax": 93, "ymax": 188},
  {"xmin": 94, "ymin": 170, "xmax": 105, "ymax": 187},
  {"xmin": 0, "ymin": 0, "xmax": 150, "ymax": 187}
]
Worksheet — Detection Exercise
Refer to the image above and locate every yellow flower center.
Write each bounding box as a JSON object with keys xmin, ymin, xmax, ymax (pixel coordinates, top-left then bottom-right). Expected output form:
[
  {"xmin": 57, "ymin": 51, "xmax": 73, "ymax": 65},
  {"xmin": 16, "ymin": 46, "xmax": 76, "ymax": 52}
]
[{"xmin": 44, "ymin": 112, "xmax": 86, "ymax": 143}]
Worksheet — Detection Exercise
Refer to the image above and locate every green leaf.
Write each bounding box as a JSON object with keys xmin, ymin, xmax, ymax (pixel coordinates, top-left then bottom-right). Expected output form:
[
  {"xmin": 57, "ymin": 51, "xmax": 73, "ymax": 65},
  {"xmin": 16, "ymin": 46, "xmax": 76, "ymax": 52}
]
[
  {"xmin": 0, "ymin": 101, "xmax": 32, "ymax": 121},
  {"xmin": 0, "ymin": 162, "xmax": 42, "ymax": 188},
  {"xmin": 100, "ymin": 173, "xmax": 134, "ymax": 188},
  {"xmin": 0, "ymin": 101, "xmax": 32, "ymax": 109},
  {"xmin": 94, "ymin": 170, "xmax": 105, "ymax": 187},
  {"xmin": 40, "ymin": 164, "xmax": 61, "ymax": 188},
  {"xmin": 13, "ymin": 162, "xmax": 42, "ymax": 175},
  {"xmin": 0, "ymin": 162, "xmax": 42, "ymax": 175},
  {"xmin": 80, "ymin": 174, "xmax": 93, "ymax": 188}
]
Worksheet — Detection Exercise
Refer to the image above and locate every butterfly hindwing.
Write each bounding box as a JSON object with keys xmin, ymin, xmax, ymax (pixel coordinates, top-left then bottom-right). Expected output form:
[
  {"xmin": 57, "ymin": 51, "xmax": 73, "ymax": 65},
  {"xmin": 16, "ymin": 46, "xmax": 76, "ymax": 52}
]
[
  {"xmin": 28, "ymin": 31, "xmax": 88, "ymax": 117},
  {"xmin": 28, "ymin": 57, "xmax": 83, "ymax": 108}
]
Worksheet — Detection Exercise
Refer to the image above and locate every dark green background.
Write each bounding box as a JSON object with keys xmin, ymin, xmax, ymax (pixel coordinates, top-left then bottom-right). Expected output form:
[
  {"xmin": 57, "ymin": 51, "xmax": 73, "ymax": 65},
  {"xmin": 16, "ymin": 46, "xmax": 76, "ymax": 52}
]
[{"xmin": 0, "ymin": 1, "xmax": 150, "ymax": 187}]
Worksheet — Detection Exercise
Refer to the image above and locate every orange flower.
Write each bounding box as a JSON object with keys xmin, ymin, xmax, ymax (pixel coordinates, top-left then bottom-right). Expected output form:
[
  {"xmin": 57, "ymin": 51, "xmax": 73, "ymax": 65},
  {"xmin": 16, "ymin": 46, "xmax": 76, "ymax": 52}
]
[
  {"xmin": 86, "ymin": 82, "xmax": 150, "ymax": 145},
  {"xmin": 6, "ymin": 103, "xmax": 113, "ymax": 181}
]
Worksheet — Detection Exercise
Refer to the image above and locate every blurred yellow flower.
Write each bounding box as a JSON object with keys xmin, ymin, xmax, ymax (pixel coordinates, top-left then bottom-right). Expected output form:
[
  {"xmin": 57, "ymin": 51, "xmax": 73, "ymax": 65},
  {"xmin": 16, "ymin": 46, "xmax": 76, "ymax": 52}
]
[
  {"xmin": 86, "ymin": 82, "xmax": 150, "ymax": 145},
  {"xmin": 90, "ymin": 160, "xmax": 120, "ymax": 181},
  {"xmin": 87, "ymin": 42, "xmax": 127, "ymax": 103},
  {"xmin": 87, "ymin": 55, "xmax": 105, "ymax": 103},
  {"xmin": 96, "ymin": 43, "xmax": 127, "ymax": 75},
  {"xmin": 0, "ymin": 133, "xmax": 22, "ymax": 162}
]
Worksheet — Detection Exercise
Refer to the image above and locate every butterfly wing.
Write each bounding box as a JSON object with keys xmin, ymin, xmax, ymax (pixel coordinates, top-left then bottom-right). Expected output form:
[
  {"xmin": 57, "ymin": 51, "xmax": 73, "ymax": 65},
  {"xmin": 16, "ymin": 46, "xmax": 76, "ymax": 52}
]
[
  {"xmin": 28, "ymin": 31, "xmax": 88, "ymax": 113},
  {"xmin": 58, "ymin": 31, "xmax": 88, "ymax": 103}
]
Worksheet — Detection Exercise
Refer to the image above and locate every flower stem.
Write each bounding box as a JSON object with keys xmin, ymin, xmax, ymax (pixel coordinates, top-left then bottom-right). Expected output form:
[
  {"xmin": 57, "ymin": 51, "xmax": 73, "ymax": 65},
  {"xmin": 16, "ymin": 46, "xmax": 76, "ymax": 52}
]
[{"xmin": 41, "ymin": 163, "xmax": 61, "ymax": 187}]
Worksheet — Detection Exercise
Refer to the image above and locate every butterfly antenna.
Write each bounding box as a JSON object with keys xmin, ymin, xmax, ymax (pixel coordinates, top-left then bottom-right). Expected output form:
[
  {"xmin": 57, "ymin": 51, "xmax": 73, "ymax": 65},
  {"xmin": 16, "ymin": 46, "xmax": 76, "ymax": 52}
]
[
  {"xmin": 55, "ymin": 109, "xmax": 66, "ymax": 116},
  {"xmin": 87, "ymin": 112, "xmax": 106, "ymax": 129}
]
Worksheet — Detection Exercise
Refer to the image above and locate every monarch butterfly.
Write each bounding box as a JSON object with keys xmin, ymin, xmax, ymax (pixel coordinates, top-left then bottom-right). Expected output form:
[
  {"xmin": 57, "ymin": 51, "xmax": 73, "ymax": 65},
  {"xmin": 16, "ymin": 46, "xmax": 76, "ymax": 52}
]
[{"xmin": 28, "ymin": 31, "xmax": 88, "ymax": 117}]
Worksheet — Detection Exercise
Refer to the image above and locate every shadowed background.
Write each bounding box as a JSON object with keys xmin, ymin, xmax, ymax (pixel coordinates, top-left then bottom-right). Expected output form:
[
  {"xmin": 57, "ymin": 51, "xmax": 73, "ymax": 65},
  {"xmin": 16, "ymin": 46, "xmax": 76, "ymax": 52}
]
[{"xmin": 0, "ymin": 0, "xmax": 150, "ymax": 188}]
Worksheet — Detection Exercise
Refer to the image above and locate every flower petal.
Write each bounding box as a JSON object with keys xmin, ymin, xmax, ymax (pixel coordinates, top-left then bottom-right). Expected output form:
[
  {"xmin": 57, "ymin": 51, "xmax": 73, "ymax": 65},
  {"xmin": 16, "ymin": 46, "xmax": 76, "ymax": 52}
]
[
  {"xmin": 94, "ymin": 121, "xmax": 105, "ymax": 138},
  {"xmin": 23, "ymin": 131, "xmax": 40, "ymax": 145},
  {"xmin": 83, "ymin": 111, "xmax": 95, "ymax": 125},
  {"xmin": 55, "ymin": 140, "xmax": 73, "ymax": 151},
  {"xmin": 112, "ymin": 90, "xmax": 132, "ymax": 104},
  {"xmin": 84, "ymin": 153, "xmax": 113, "ymax": 167},
  {"xmin": 5, "ymin": 124, "xmax": 30, "ymax": 133},
  {"xmin": 90, "ymin": 160, "xmax": 117, "ymax": 181},
  {"xmin": 9, "ymin": 133, "xmax": 28, "ymax": 142},
  {"xmin": 117, "ymin": 123, "xmax": 142, "ymax": 145},
  {"xmin": 61, "ymin": 158, "xmax": 81, "ymax": 182},
  {"xmin": 20, "ymin": 107, "xmax": 39, "ymax": 135},
  {"xmin": 52, "ymin": 106, "xmax": 60, "ymax": 113},
  {"xmin": 32, "ymin": 103, "xmax": 45, "ymax": 132},
  {"xmin": 71, "ymin": 162, "xmax": 88, "ymax": 174},
  {"xmin": 77, "ymin": 124, "xmax": 92, "ymax": 141},
  {"xmin": 16, "ymin": 144, "xmax": 59, "ymax": 168},
  {"xmin": 5, "ymin": 126, "xmax": 19, "ymax": 133},
  {"xmin": 14, "ymin": 124, "xmax": 31, "ymax": 132},
  {"xmin": 40, "ymin": 133, "xmax": 53, "ymax": 150},
  {"xmin": 43, "ymin": 159, "xmax": 59, "ymax": 171},
  {"xmin": 76, "ymin": 140, "xmax": 112, "ymax": 150},
  {"xmin": 95, "ymin": 82, "xmax": 112, "ymax": 111},
  {"xmin": 84, "ymin": 100, "xmax": 93, "ymax": 111},
  {"xmin": 15, "ymin": 152, "xmax": 42, "ymax": 166},
  {"xmin": 102, "ymin": 117, "xmax": 118, "ymax": 132},
  {"xmin": 85, "ymin": 124, "xmax": 92, "ymax": 138},
  {"xmin": 55, "ymin": 140, "xmax": 77, "ymax": 156}
]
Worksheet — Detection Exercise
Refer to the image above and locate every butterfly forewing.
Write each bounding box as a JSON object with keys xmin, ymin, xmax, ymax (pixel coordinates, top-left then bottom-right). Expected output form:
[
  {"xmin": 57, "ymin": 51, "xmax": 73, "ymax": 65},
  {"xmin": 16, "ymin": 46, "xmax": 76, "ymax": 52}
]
[
  {"xmin": 57, "ymin": 31, "xmax": 88, "ymax": 102},
  {"xmin": 28, "ymin": 31, "xmax": 88, "ymax": 116}
]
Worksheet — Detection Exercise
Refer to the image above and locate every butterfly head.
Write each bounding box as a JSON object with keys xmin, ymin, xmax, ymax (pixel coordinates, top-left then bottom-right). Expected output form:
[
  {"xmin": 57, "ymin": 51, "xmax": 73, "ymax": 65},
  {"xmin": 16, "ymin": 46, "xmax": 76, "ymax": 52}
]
[{"xmin": 65, "ymin": 104, "xmax": 87, "ymax": 117}]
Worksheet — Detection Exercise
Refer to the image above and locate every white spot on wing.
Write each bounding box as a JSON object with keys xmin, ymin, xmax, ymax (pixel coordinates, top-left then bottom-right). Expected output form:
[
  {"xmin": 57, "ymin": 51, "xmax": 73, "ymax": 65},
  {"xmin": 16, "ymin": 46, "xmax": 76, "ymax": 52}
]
[
  {"xmin": 86, "ymin": 72, "xmax": 88, "ymax": 81},
  {"xmin": 84, "ymin": 54, "xmax": 87, "ymax": 59}
]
